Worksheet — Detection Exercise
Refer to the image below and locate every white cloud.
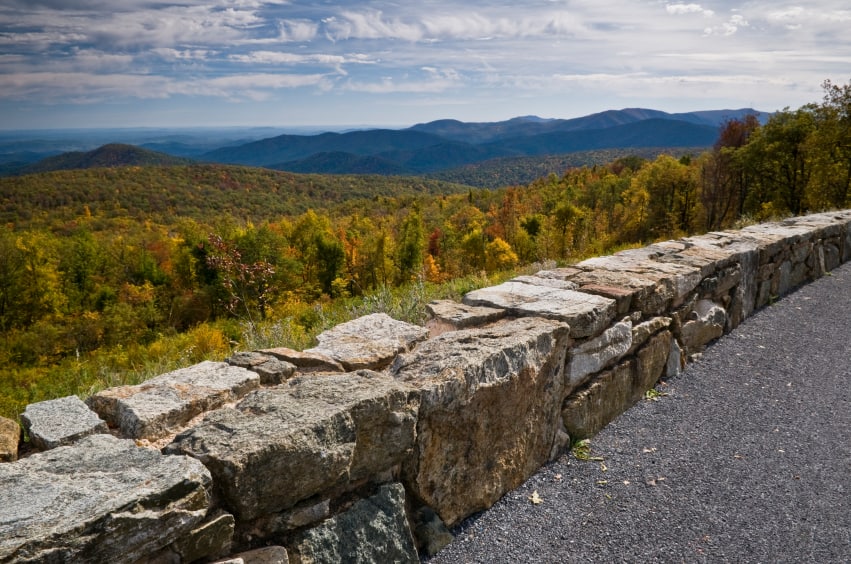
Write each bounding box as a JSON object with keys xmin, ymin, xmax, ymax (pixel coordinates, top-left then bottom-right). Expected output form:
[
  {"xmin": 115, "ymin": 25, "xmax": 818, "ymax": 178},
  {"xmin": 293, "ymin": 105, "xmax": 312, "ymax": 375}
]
[
  {"xmin": 150, "ymin": 48, "xmax": 215, "ymax": 61},
  {"xmin": 666, "ymin": 4, "xmax": 713, "ymax": 17},
  {"xmin": 324, "ymin": 11, "xmax": 424, "ymax": 42},
  {"xmin": 276, "ymin": 19, "xmax": 319, "ymax": 42}
]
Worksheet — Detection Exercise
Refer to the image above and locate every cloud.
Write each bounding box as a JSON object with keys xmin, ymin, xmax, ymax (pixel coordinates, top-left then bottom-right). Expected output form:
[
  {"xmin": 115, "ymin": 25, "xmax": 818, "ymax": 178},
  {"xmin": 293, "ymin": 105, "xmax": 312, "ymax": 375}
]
[
  {"xmin": 666, "ymin": 3, "xmax": 713, "ymax": 17},
  {"xmin": 228, "ymin": 50, "xmax": 372, "ymax": 66},
  {"xmin": 275, "ymin": 19, "xmax": 319, "ymax": 42},
  {"xmin": 1, "ymin": 69, "xmax": 329, "ymax": 104},
  {"xmin": 0, "ymin": 0, "xmax": 847, "ymax": 125}
]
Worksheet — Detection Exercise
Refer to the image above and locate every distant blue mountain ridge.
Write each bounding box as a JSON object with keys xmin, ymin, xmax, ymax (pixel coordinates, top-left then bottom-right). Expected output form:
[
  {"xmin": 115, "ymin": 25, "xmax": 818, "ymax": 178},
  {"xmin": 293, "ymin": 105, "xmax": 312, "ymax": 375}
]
[
  {"xmin": 1, "ymin": 108, "xmax": 766, "ymax": 177},
  {"xmin": 201, "ymin": 107, "xmax": 766, "ymax": 174}
]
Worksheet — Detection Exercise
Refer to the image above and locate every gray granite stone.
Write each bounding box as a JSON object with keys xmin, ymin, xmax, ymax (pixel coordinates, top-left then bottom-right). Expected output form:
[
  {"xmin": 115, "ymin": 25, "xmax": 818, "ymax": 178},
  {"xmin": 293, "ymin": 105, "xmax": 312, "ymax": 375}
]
[{"xmin": 21, "ymin": 395, "xmax": 107, "ymax": 451}]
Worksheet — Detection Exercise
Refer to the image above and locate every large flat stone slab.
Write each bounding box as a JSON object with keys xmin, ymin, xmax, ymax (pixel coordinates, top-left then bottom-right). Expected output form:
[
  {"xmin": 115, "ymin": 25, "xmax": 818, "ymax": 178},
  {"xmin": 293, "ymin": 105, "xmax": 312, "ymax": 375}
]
[
  {"xmin": 165, "ymin": 370, "xmax": 418, "ymax": 521},
  {"xmin": 20, "ymin": 395, "xmax": 108, "ymax": 451},
  {"xmin": 576, "ymin": 251, "xmax": 703, "ymax": 307},
  {"xmin": 305, "ymin": 313, "xmax": 429, "ymax": 371},
  {"xmin": 87, "ymin": 361, "xmax": 260, "ymax": 440},
  {"xmin": 425, "ymin": 300, "xmax": 505, "ymax": 336},
  {"xmin": 288, "ymin": 483, "xmax": 418, "ymax": 564},
  {"xmin": 571, "ymin": 268, "xmax": 669, "ymax": 315},
  {"xmin": 391, "ymin": 317, "xmax": 570, "ymax": 526},
  {"xmin": 462, "ymin": 281, "xmax": 615, "ymax": 338},
  {"xmin": 259, "ymin": 347, "xmax": 344, "ymax": 373},
  {"xmin": 0, "ymin": 434, "xmax": 211, "ymax": 563}
]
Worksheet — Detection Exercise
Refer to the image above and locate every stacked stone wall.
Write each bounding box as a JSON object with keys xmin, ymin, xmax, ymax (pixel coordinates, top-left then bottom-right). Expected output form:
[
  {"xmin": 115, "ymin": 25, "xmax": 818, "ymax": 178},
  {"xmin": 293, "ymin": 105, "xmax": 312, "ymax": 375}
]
[{"xmin": 2, "ymin": 210, "xmax": 850, "ymax": 563}]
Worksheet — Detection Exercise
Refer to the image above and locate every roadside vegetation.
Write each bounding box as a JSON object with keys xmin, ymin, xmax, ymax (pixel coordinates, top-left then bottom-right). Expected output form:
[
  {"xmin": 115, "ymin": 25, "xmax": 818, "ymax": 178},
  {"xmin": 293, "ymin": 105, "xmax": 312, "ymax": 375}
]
[{"xmin": 1, "ymin": 79, "xmax": 849, "ymax": 420}]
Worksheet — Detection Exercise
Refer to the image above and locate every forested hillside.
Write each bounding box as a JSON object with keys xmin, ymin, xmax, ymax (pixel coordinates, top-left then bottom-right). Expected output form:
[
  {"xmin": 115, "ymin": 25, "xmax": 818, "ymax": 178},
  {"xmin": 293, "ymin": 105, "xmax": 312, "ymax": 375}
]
[
  {"xmin": 0, "ymin": 165, "xmax": 472, "ymax": 226},
  {"xmin": 1, "ymin": 79, "xmax": 849, "ymax": 420}
]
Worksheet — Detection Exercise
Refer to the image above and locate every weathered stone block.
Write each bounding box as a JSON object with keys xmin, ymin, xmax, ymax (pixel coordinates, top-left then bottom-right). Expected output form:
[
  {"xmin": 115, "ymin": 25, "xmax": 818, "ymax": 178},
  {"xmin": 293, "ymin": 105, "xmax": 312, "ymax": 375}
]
[
  {"xmin": 288, "ymin": 483, "xmax": 418, "ymax": 564},
  {"xmin": 172, "ymin": 512, "xmax": 235, "ymax": 563},
  {"xmin": 21, "ymin": 395, "xmax": 108, "ymax": 451},
  {"xmin": 630, "ymin": 316, "xmax": 671, "ymax": 354},
  {"xmin": 634, "ymin": 331, "xmax": 673, "ymax": 401},
  {"xmin": 305, "ymin": 313, "xmax": 429, "ymax": 371},
  {"xmin": 0, "ymin": 434, "xmax": 211, "ymax": 563},
  {"xmin": 667, "ymin": 338, "xmax": 684, "ymax": 378},
  {"xmin": 572, "ymin": 269, "xmax": 671, "ymax": 315},
  {"xmin": 391, "ymin": 317, "xmax": 570, "ymax": 526},
  {"xmin": 562, "ymin": 361, "xmax": 635, "ymax": 441},
  {"xmin": 511, "ymin": 274, "xmax": 578, "ymax": 290},
  {"xmin": 0, "ymin": 416, "xmax": 21, "ymax": 463},
  {"xmin": 578, "ymin": 284, "xmax": 635, "ymax": 315},
  {"xmin": 425, "ymin": 299, "xmax": 505, "ymax": 337},
  {"xmin": 412, "ymin": 506, "xmax": 454, "ymax": 557},
  {"xmin": 259, "ymin": 347, "xmax": 344, "ymax": 373},
  {"xmin": 567, "ymin": 320, "xmax": 633, "ymax": 394},
  {"xmin": 462, "ymin": 281, "xmax": 615, "ymax": 338},
  {"xmin": 699, "ymin": 264, "xmax": 742, "ymax": 298},
  {"xmin": 825, "ymin": 242, "xmax": 841, "ymax": 272},
  {"xmin": 87, "ymin": 361, "xmax": 260, "ymax": 440},
  {"xmin": 165, "ymin": 371, "xmax": 418, "ymax": 521},
  {"xmin": 680, "ymin": 300, "xmax": 726, "ymax": 353},
  {"xmin": 578, "ymin": 250, "xmax": 703, "ymax": 307},
  {"xmin": 227, "ymin": 351, "xmax": 296, "ymax": 385}
]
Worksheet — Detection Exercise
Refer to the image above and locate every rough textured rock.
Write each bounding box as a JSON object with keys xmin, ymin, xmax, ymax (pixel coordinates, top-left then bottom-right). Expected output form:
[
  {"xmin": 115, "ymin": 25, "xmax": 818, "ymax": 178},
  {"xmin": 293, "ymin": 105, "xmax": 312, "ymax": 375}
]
[
  {"xmin": 425, "ymin": 299, "xmax": 505, "ymax": 336},
  {"xmin": 563, "ymin": 330, "xmax": 672, "ymax": 442},
  {"xmin": 259, "ymin": 347, "xmax": 344, "ymax": 373},
  {"xmin": 165, "ymin": 371, "xmax": 418, "ymax": 521},
  {"xmin": 0, "ymin": 416, "xmax": 21, "ymax": 463},
  {"xmin": 511, "ymin": 274, "xmax": 578, "ymax": 290},
  {"xmin": 227, "ymin": 351, "xmax": 296, "ymax": 385},
  {"xmin": 213, "ymin": 546, "xmax": 289, "ymax": 564},
  {"xmin": 305, "ymin": 313, "xmax": 430, "ymax": 371},
  {"xmin": 634, "ymin": 331, "xmax": 674, "ymax": 400},
  {"xmin": 462, "ymin": 281, "xmax": 615, "ymax": 338},
  {"xmin": 562, "ymin": 361, "xmax": 635, "ymax": 441},
  {"xmin": 680, "ymin": 299, "xmax": 726, "ymax": 353},
  {"xmin": 0, "ymin": 434, "xmax": 211, "ymax": 563},
  {"xmin": 87, "ymin": 361, "xmax": 260, "ymax": 440},
  {"xmin": 571, "ymin": 269, "xmax": 670, "ymax": 315},
  {"xmin": 630, "ymin": 317, "xmax": 672, "ymax": 354},
  {"xmin": 412, "ymin": 506, "xmax": 454, "ymax": 557},
  {"xmin": 667, "ymin": 338, "xmax": 684, "ymax": 378},
  {"xmin": 20, "ymin": 395, "xmax": 108, "ymax": 451},
  {"xmin": 391, "ymin": 317, "xmax": 570, "ymax": 526},
  {"xmin": 172, "ymin": 512, "xmax": 234, "ymax": 563},
  {"xmin": 578, "ymin": 284, "xmax": 636, "ymax": 315},
  {"xmin": 288, "ymin": 483, "xmax": 418, "ymax": 564},
  {"xmin": 566, "ymin": 320, "xmax": 633, "ymax": 394},
  {"xmin": 682, "ymin": 234, "xmax": 758, "ymax": 328},
  {"xmin": 530, "ymin": 267, "xmax": 582, "ymax": 280},
  {"xmin": 578, "ymin": 249, "xmax": 703, "ymax": 307}
]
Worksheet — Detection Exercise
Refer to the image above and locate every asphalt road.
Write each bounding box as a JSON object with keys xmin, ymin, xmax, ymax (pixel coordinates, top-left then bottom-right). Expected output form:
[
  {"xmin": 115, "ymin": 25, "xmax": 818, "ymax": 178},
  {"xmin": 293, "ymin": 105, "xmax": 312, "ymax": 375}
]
[{"xmin": 427, "ymin": 261, "xmax": 851, "ymax": 564}]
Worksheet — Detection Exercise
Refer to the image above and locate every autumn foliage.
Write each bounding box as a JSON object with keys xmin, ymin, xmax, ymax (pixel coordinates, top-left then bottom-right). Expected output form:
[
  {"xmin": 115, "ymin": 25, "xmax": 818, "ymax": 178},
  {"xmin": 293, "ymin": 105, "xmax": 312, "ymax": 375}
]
[{"xmin": 1, "ymin": 79, "xmax": 850, "ymax": 419}]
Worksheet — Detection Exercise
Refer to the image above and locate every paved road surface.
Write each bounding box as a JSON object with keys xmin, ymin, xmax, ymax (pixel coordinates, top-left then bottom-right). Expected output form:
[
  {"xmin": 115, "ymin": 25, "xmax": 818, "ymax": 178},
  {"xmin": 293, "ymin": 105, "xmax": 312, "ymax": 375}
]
[{"xmin": 428, "ymin": 261, "xmax": 851, "ymax": 563}]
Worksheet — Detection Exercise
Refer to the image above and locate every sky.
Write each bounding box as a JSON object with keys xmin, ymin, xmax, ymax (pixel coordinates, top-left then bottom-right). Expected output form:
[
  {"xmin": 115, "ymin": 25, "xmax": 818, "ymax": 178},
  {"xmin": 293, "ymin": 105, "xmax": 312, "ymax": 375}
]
[{"xmin": 1, "ymin": 1, "xmax": 849, "ymax": 130}]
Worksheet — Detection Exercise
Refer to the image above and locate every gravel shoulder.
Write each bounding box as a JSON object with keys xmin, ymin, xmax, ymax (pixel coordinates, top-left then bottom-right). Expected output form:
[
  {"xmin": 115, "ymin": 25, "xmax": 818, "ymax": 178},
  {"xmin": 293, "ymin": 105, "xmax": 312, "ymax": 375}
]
[{"xmin": 427, "ymin": 262, "xmax": 851, "ymax": 564}]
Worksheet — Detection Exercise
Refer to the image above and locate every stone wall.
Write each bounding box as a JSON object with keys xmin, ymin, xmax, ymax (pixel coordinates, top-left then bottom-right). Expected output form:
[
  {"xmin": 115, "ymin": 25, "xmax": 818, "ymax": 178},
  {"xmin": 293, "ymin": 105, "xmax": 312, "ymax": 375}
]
[{"xmin": 2, "ymin": 210, "xmax": 850, "ymax": 563}]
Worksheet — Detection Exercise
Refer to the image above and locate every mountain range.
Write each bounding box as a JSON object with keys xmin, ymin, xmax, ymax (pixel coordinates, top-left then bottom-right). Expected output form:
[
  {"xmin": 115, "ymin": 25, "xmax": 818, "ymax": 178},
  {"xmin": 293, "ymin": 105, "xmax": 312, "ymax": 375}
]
[
  {"xmin": 2, "ymin": 107, "xmax": 766, "ymax": 179},
  {"xmin": 201, "ymin": 108, "xmax": 763, "ymax": 174}
]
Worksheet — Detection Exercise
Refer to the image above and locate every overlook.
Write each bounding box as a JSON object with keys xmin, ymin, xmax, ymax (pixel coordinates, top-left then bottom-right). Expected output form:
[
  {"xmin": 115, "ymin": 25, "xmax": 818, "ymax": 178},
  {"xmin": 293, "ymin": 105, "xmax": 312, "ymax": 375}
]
[{"xmin": 2, "ymin": 210, "xmax": 849, "ymax": 562}]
